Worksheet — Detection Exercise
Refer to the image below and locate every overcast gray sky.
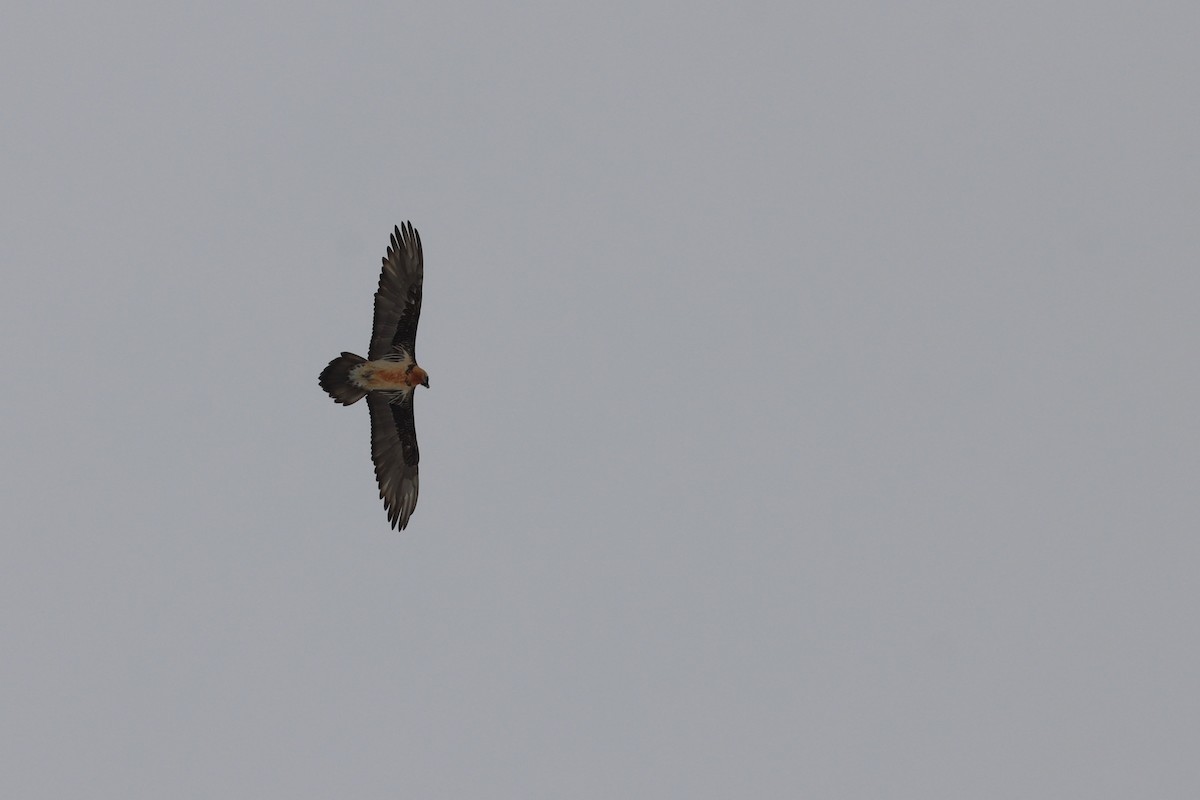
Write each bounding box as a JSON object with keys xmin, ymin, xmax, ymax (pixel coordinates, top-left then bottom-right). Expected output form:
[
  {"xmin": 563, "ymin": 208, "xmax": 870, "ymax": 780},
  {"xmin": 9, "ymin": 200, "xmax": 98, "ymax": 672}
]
[{"xmin": 3, "ymin": 2, "xmax": 1198, "ymax": 797}]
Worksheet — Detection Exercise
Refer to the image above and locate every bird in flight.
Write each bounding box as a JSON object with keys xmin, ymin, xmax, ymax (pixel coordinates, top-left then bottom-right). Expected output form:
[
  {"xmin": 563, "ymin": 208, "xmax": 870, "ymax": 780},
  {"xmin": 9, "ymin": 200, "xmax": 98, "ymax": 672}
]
[{"xmin": 319, "ymin": 222, "xmax": 429, "ymax": 530}]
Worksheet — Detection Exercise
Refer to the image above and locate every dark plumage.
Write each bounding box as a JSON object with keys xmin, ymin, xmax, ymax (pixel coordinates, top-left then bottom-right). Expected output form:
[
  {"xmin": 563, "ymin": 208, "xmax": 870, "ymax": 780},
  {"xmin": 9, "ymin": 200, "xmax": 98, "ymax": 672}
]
[{"xmin": 318, "ymin": 222, "xmax": 428, "ymax": 530}]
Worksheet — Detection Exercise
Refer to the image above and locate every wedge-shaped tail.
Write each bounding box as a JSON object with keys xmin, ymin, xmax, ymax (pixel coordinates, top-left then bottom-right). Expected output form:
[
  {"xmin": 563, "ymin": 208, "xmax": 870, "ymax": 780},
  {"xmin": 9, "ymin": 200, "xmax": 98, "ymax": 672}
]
[{"xmin": 319, "ymin": 352, "xmax": 368, "ymax": 405}]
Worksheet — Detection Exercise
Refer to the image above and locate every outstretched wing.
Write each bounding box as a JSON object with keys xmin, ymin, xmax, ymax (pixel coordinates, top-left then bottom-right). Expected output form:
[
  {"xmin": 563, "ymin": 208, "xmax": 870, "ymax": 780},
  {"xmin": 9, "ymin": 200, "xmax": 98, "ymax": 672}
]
[
  {"xmin": 368, "ymin": 222, "xmax": 423, "ymax": 361},
  {"xmin": 367, "ymin": 393, "xmax": 420, "ymax": 530}
]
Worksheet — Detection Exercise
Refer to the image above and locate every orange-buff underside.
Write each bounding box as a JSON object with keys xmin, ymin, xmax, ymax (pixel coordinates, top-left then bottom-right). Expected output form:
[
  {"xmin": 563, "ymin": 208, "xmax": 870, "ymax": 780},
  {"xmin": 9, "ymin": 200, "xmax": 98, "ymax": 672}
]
[{"xmin": 355, "ymin": 363, "xmax": 426, "ymax": 390}]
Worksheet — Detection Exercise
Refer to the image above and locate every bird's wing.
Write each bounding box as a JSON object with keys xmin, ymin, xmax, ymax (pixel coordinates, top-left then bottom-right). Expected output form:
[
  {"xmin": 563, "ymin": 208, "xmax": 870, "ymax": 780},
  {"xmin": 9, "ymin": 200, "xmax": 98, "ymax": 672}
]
[
  {"xmin": 368, "ymin": 222, "xmax": 424, "ymax": 362},
  {"xmin": 367, "ymin": 393, "xmax": 420, "ymax": 530}
]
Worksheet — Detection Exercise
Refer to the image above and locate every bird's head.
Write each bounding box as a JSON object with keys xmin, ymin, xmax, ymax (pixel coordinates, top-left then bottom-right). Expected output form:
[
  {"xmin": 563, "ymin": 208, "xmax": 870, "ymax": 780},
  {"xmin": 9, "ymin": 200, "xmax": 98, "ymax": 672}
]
[{"xmin": 410, "ymin": 365, "xmax": 430, "ymax": 389}]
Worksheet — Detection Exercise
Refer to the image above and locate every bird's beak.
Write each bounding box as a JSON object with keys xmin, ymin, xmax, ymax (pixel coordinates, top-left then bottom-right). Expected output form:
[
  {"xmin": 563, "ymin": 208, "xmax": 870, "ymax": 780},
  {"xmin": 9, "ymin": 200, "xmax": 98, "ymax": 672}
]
[{"xmin": 421, "ymin": 377, "xmax": 430, "ymax": 388}]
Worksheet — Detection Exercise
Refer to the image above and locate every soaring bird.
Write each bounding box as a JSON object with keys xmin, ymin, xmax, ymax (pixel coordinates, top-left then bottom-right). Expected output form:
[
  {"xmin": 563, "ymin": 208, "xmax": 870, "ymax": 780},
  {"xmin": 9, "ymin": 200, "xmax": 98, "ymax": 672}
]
[{"xmin": 319, "ymin": 222, "xmax": 429, "ymax": 530}]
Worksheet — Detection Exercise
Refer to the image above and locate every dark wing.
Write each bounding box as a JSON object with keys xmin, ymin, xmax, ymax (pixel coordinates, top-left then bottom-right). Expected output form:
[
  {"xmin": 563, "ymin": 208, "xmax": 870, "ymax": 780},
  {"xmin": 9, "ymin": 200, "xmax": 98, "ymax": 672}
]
[
  {"xmin": 367, "ymin": 393, "xmax": 420, "ymax": 530},
  {"xmin": 368, "ymin": 222, "xmax": 423, "ymax": 361}
]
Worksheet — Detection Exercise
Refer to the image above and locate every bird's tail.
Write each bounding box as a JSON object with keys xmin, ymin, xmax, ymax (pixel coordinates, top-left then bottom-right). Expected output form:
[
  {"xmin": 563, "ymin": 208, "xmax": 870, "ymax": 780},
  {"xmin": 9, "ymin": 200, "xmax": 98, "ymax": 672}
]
[{"xmin": 319, "ymin": 352, "xmax": 368, "ymax": 405}]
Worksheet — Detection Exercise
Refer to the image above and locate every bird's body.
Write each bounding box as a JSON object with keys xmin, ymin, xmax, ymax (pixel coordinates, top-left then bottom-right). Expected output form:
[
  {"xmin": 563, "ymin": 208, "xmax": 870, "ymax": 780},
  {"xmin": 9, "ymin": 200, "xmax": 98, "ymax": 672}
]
[
  {"xmin": 319, "ymin": 222, "xmax": 429, "ymax": 530},
  {"xmin": 350, "ymin": 357, "xmax": 428, "ymax": 394}
]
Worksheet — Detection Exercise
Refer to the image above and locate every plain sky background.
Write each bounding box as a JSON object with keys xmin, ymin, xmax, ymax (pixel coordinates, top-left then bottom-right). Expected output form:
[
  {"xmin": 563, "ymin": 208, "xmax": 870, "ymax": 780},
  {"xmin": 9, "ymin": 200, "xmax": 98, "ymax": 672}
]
[{"xmin": 3, "ymin": 2, "xmax": 1198, "ymax": 797}]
